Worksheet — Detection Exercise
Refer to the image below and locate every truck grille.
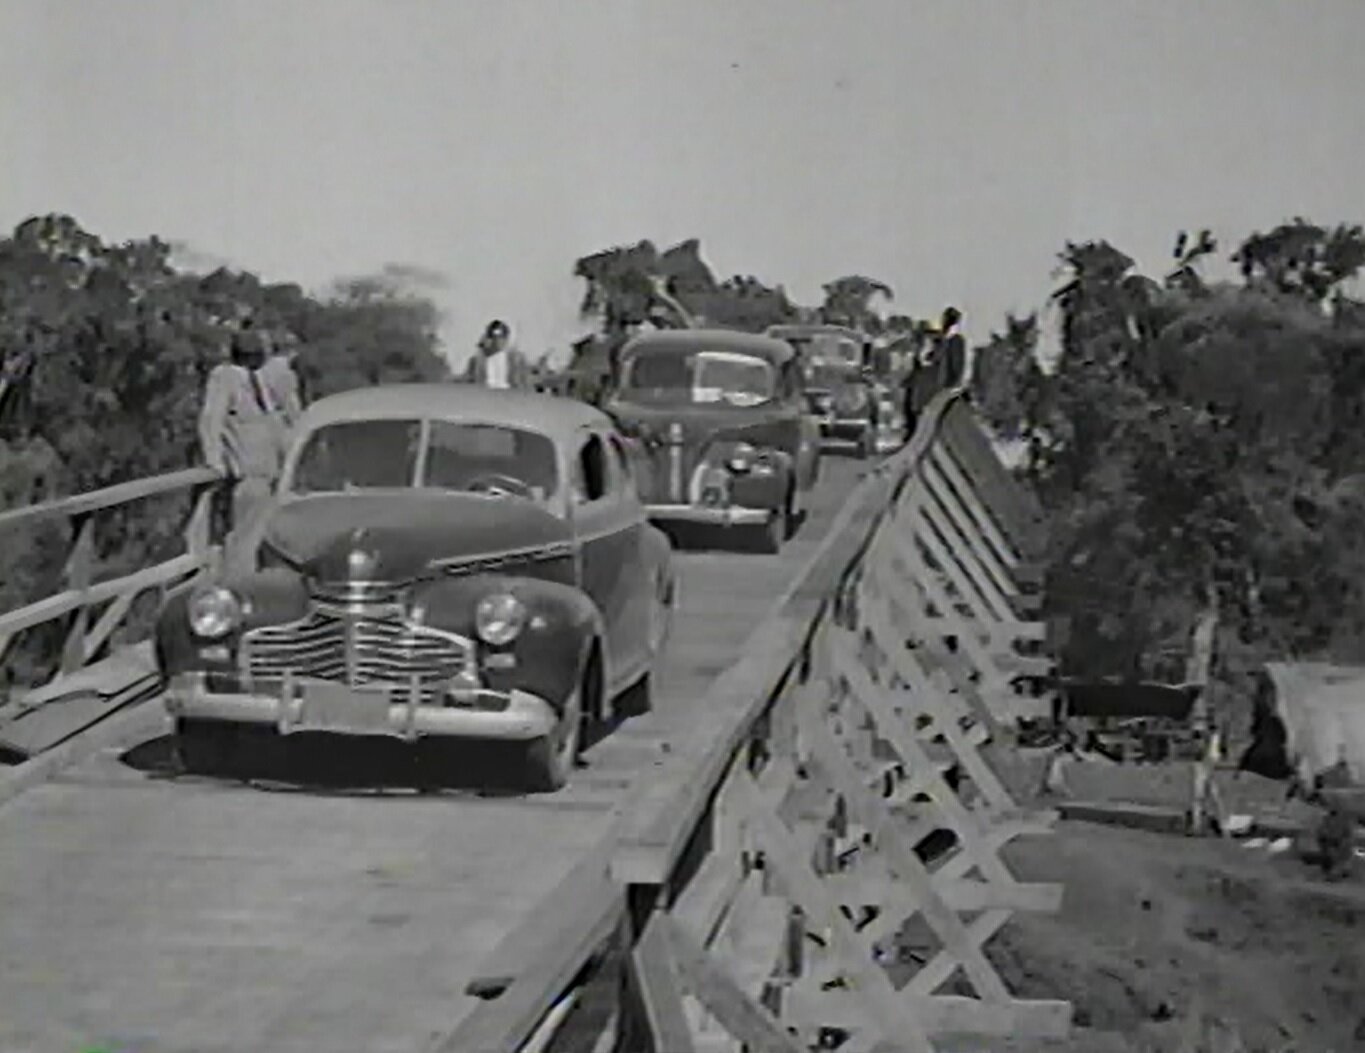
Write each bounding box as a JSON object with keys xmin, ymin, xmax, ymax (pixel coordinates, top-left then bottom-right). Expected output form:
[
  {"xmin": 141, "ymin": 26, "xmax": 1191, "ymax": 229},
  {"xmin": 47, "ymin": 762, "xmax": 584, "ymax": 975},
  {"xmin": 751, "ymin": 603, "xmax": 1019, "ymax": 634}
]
[
  {"xmin": 640, "ymin": 441, "xmax": 702, "ymax": 504},
  {"xmin": 240, "ymin": 609, "xmax": 474, "ymax": 704}
]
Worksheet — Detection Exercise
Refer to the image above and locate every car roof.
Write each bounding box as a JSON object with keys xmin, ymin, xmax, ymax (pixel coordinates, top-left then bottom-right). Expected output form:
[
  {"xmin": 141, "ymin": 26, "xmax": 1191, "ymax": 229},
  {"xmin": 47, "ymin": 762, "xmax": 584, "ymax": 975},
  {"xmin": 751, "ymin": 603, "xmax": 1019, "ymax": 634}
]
[
  {"xmin": 296, "ymin": 383, "xmax": 610, "ymax": 441},
  {"xmin": 620, "ymin": 328, "xmax": 796, "ymax": 366}
]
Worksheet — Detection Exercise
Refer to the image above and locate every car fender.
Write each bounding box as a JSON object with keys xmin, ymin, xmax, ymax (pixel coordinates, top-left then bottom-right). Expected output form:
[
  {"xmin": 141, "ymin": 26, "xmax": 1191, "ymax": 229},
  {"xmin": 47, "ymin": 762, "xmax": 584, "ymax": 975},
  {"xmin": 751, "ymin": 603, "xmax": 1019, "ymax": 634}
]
[
  {"xmin": 155, "ymin": 568, "xmax": 310, "ymax": 676},
  {"xmin": 414, "ymin": 573, "xmax": 608, "ymax": 711}
]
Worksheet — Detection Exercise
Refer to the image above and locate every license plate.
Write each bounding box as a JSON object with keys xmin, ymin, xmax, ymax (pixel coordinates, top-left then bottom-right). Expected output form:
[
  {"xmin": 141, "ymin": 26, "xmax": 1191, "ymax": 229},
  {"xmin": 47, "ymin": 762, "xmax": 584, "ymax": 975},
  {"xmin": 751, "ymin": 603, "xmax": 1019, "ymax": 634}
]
[{"xmin": 301, "ymin": 682, "xmax": 395, "ymax": 734}]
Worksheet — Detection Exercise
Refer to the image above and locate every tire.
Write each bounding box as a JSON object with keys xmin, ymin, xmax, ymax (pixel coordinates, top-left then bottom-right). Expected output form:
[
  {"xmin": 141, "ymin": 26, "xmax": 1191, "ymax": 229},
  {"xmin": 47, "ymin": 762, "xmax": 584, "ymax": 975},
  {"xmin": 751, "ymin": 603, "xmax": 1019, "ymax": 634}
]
[
  {"xmin": 175, "ymin": 717, "xmax": 238, "ymax": 777},
  {"xmin": 522, "ymin": 684, "xmax": 584, "ymax": 793},
  {"xmin": 619, "ymin": 573, "xmax": 673, "ymax": 719},
  {"xmin": 753, "ymin": 511, "xmax": 783, "ymax": 555},
  {"xmin": 616, "ymin": 674, "xmax": 652, "ymax": 718},
  {"xmin": 783, "ymin": 486, "xmax": 801, "ymax": 540}
]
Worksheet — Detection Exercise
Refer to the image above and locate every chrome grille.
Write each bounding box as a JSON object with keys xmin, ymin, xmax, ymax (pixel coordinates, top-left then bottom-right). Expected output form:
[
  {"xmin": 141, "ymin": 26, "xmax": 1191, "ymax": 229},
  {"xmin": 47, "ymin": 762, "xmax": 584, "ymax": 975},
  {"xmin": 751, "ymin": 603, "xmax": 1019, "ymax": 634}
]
[
  {"xmin": 640, "ymin": 439, "xmax": 702, "ymax": 504},
  {"xmin": 240, "ymin": 608, "xmax": 474, "ymax": 704}
]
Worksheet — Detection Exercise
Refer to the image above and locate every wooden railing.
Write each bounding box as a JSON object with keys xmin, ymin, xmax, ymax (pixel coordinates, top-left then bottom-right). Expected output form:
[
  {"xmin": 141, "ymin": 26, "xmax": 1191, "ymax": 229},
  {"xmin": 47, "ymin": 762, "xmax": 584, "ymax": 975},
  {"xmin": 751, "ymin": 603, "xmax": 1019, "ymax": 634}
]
[
  {"xmin": 0, "ymin": 467, "xmax": 223, "ymax": 707},
  {"xmin": 449, "ymin": 390, "xmax": 1068, "ymax": 1053}
]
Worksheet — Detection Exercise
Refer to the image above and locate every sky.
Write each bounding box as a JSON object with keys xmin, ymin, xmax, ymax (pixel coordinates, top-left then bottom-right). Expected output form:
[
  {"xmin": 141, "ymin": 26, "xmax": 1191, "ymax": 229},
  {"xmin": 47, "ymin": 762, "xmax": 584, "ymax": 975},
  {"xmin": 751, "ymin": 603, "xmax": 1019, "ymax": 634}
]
[{"xmin": 3, "ymin": 0, "xmax": 1363, "ymax": 370}]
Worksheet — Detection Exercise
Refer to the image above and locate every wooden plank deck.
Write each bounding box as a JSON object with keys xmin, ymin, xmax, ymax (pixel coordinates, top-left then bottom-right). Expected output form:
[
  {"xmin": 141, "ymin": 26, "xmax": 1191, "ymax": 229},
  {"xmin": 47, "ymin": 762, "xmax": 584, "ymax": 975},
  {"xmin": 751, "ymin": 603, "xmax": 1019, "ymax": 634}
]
[{"xmin": 0, "ymin": 457, "xmax": 870, "ymax": 1053}]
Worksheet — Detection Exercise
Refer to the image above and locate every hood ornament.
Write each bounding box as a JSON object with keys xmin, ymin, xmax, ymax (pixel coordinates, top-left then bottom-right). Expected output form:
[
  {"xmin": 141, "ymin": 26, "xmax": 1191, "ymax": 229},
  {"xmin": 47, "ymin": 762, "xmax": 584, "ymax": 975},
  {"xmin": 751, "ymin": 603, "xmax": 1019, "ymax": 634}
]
[{"xmin": 346, "ymin": 528, "xmax": 378, "ymax": 580}]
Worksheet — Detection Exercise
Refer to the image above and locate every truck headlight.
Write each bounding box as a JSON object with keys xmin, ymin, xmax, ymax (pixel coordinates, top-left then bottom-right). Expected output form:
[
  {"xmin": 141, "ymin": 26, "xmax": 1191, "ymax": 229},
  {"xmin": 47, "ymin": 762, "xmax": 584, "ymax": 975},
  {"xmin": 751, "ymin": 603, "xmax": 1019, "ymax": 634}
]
[
  {"xmin": 475, "ymin": 592, "xmax": 527, "ymax": 646},
  {"xmin": 187, "ymin": 585, "xmax": 242, "ymax": 639}
]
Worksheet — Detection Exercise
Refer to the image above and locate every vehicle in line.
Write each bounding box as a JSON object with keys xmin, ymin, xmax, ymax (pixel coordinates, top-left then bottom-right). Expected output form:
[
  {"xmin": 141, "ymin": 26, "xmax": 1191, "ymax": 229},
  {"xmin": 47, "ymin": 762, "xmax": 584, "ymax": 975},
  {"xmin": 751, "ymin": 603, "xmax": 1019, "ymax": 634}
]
[
  {"xmin": 156, "ymin": 384, "xmax": 676, "ymax": 792},
  {"xmin": 765, "ymin": 324, "xmax": 895, "ymax": 457},
  {"xmin": 602, "ymin": 329, "xmax": 821, "ymax": 554}
]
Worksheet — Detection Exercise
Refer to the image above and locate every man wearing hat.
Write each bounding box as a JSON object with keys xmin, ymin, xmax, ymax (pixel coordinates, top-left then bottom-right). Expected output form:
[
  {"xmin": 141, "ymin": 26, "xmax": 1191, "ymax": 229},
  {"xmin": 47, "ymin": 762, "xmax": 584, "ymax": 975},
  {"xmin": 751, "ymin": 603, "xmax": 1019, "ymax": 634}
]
[
  {"xmin": 199, "ymin": 327, "xmax": 289, "ymax": 575},
  {"xmin": 465, "ymin": 319, "xmax": 530, "ymax": 389}
]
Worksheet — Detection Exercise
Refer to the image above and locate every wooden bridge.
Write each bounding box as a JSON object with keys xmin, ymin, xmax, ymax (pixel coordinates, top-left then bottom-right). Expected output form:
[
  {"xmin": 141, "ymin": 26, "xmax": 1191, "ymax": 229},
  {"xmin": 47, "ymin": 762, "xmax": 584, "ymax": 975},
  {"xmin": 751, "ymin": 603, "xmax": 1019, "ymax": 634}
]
[{"xmin": 0, "ymin": 390, "xmax": 1065, "ymax": 1053}]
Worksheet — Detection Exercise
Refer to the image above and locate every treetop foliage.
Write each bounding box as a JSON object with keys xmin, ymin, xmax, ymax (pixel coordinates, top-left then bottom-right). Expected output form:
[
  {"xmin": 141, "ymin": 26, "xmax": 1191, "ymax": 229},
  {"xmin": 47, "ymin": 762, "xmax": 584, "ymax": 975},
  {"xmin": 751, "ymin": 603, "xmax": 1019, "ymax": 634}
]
[
  {"xmin": 971, "ymin": 219, "xmax": 1365, "ymax": 679},
  {"xmin": 0, "ymin": 214, "xmax": 450, "ymax": 687}
]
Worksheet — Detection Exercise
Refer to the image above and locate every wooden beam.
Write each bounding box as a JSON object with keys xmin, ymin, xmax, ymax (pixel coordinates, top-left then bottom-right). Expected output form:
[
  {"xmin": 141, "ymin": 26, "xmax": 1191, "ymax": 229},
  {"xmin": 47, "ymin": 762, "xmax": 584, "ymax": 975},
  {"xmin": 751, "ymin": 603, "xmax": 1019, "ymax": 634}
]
[
  {"xmin": 631, "ymin": 914, "xmax": 697, "ymax": 1053},
  {"xmin": 662, "ymin": 914, "xmax": 807, "ymax": 1053},
  {"xmin": 0, "ymin": 552, "xmax": 201, "ymax": 640},
  {"xmin": 0, "ymin": 466, "xmax": 220, "ymax": 535},
  {"xmin": 445, "ymin": 831, "xmax": 626, "ymax": 1053}
]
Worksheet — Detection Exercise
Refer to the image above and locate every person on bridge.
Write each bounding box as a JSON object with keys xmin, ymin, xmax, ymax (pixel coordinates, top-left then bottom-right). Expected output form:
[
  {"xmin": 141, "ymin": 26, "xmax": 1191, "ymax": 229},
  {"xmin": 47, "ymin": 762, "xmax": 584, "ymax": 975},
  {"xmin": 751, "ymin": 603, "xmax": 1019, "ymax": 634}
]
[
  {"xmin": 259, "ymin": 330, "xmax": 305, "ymax": 435},
  {"xmin": 199, "ymin": 329, "xmax": 289, "ymax": 575},
  {"xmin": 938, "ymin": 306, "xmax": 968, "ymax": 392},
  {"xmin": 465, "ymin": 319, "xmax": 530, "ymax": 389}
]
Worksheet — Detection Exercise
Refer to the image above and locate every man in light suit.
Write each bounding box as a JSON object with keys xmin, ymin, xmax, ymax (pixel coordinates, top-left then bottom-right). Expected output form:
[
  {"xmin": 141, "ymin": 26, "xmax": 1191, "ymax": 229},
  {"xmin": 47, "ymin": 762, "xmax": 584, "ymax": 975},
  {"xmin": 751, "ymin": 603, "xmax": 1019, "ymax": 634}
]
[
  {"xmin": 465, "ymin": 319, "xmax": 530, "ymax": 389},
  {"xmin": 199, "ymin": 330, "xmax": 289, "ymax": 575}
]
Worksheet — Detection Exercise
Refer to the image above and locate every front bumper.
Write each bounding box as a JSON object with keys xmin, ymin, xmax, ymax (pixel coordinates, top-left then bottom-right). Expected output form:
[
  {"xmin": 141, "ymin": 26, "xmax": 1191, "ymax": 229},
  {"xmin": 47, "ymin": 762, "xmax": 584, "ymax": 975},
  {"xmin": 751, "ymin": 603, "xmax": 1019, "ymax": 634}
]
[
  {"xmin": 818, "ymin": 418, "xmax": 874, "ymax": 441},
  {"xmin": 164, "ymin": 672, "xmax": 558, "ymax": 743},
  {"xmin": 644, "ymin": 503, "xmax": 772, "ymax": 527}
]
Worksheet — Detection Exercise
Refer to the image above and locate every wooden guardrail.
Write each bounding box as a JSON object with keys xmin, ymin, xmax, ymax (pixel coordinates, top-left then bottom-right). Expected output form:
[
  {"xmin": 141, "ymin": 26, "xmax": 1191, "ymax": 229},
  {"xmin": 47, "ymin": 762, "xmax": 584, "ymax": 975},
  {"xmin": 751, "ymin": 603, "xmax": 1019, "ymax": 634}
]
[
  {"xmin": 450, "ymin": 390, "xmax": 1068, "ymax": 1053},
  {"xmin": 0, "ymin": 467, "xmax": 223, "ymax": 715}
]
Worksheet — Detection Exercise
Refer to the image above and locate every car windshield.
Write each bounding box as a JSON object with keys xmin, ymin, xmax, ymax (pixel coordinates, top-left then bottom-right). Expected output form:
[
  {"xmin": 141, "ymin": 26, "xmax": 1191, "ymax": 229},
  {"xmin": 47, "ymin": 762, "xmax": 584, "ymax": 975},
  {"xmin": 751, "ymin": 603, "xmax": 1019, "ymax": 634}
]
[
  {"xmin": 622, "ymin": 348, "xmax": 775, "ymax": 407},
  {"xmin": 289, "ymin": 418, "xmax": 558, "ymax": 501}
]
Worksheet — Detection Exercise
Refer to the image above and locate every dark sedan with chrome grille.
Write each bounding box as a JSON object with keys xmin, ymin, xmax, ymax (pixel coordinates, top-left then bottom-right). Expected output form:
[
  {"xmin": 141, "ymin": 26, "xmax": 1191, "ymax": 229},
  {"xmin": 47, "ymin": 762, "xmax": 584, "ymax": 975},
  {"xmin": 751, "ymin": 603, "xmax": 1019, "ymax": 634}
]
[
  {"xmin": 155, "ymin": 385, "xmax": 676, "ymax": 791},
  {"xmin": 603, "ymin": 329, "xmax": 821, "ymax": 554}
]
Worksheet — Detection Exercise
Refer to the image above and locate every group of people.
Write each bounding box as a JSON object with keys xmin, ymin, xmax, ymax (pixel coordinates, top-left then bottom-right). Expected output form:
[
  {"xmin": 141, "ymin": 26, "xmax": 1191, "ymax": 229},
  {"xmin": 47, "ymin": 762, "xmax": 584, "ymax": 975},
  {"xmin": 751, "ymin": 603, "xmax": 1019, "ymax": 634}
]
[
  {"xmin": 195, "ymin": 310, "xmax": 964, "ymax": 555},
  {"xmin": 898, "ymin": 306, "xmax": 968, "ymax": 441}
]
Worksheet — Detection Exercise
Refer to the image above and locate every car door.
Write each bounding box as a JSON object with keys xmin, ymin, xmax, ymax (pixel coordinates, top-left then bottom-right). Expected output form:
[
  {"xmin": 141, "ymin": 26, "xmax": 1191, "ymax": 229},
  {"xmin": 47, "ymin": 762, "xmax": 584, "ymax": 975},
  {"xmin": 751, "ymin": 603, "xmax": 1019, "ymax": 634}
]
[{"xmin": 570, "ymin": 428, "xmax": 642, "ymax": 685}]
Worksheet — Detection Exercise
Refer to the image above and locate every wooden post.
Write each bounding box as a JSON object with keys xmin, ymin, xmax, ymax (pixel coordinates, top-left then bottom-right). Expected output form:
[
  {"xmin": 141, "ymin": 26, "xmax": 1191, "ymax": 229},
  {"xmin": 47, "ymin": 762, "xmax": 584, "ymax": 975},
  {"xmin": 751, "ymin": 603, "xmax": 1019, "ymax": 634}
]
[
  {"xmin": 60, "ymin": 513, "xmax": 96, "ymax": 673},
  {"xmin": 1186, "ymin": 594, "xmax": 1219, "ymax": 835}
]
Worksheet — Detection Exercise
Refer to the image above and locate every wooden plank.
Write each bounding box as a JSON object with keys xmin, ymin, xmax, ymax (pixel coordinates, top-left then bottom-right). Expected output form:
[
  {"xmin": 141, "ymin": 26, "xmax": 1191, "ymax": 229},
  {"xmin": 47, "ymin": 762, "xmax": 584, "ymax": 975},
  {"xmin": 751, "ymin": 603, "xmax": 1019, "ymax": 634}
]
[
  {"xmin": 926, "ymin": 444, "xmax": 1025, "ymax": 580},
  {"xmin": 0, "ymin": 644, "xmax": 159, "ymax": 759},
  {"xmin": 444, "ymin": 829, "xmax": 626, "ymax": 1053},
  {"xmin": 632, "ymin": 915, "xmax": 698, "ymax": 1053},
  {"xmin": 0, "ymin": 466, "xmax": 219, "ymax": 534},
  {"xmin": 662, "ymin": 914, "xmax": 807, "ymax": 1053},
  {"xmin": 0, "ymin": 552, "xmax": 203, "ymax": 639},
  {"xmin": 744, "ymin": 794, "xmax": 937, "ymax": 1053},
  {"xmin": 783, "ymin": 987, "xmax": 1072, "ymax": 1039},
  {"xmin": 801, "ymin": 716, "xmax": 1014, "ymax": 1006},
  {"xmin": 916, "ymin": 462, "xmax": 1018, "ymax": 625}
]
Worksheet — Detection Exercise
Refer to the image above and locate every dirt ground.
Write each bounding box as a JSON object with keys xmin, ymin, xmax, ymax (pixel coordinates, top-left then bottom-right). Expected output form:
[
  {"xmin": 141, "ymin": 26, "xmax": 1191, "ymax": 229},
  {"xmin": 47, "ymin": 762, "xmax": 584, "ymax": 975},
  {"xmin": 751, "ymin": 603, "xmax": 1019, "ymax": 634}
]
[{"xmin": 941, "ymin": 758, "xmax": 1365, "ymax": 1053}]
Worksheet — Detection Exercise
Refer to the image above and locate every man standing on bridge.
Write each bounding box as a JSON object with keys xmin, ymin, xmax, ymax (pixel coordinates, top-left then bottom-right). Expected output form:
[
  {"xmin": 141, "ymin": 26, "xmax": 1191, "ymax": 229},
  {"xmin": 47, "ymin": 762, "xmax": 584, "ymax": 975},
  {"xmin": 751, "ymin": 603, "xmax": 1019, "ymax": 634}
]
[
  {"xmin": 199, "ymin": 328, "xmax": 289, "ymax": 575},
  {"xmin": 465, "ymin": 319, "xmax": 530, "ymax": 389}
]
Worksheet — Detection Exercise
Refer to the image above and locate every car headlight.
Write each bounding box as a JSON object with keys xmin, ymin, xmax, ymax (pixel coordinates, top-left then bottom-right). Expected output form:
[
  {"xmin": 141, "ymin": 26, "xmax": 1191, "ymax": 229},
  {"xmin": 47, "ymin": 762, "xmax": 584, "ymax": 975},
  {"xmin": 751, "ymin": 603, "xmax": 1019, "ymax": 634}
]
[
  {"xmin": 187, "ymin": 585, "xmax": 242, "ymax": 639},
  {"xmin": 475, "ymin": 592, "xmax": 527, "ymax": 647},
  {"xmin": 726, "ymin": 442, "xmax": 756, "ymax": 473}
]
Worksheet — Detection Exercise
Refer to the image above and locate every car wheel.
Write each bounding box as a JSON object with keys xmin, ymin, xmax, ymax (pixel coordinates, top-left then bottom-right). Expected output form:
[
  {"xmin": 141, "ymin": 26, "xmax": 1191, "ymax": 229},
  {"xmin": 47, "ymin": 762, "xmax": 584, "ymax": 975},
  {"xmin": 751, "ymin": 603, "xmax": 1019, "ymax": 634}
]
[
  {"xmin": 522, "ymin": 684, "xmax": 583, "ymax": 793},
  {"xmin": 783, "ymin": 486, "xmax": 800, "ymax": 540},
  {"xmin": 754, "ymin": 510, "xmax": 783, "ymax": 555},
  {"xmin": 175, "ymin": 717, "xmax": 237, "ymax": 777}
]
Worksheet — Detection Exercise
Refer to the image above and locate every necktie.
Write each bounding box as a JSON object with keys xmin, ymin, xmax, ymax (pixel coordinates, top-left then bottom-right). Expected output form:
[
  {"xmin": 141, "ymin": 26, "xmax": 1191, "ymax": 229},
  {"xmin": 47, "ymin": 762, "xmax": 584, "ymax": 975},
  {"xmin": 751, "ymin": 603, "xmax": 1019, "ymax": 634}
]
[{"xmin": 248, "ymin": 369, "xmax": 269, "ymax": 413}]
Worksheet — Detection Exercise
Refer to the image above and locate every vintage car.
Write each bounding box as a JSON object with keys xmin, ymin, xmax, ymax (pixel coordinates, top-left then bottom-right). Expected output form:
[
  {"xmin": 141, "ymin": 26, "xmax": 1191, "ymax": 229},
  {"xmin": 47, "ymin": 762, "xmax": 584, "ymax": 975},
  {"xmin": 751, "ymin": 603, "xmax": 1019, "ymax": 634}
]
[
  {"xmin": 765, "ymin": 324, "xmax": 886, "ymax": 457},
  {"xmin": 602, "ymin": 329, "xmax": 821, "ymax": 554},
  {"xmin": 155, "ymin": 385, "xmax": 676, "ymax": 792}
]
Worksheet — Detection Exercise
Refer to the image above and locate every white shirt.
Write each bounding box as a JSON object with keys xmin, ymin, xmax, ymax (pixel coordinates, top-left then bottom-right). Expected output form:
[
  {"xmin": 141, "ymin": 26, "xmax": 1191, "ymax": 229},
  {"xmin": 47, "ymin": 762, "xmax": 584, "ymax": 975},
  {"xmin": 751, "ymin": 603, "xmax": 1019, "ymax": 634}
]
[{"xmin": 484, "ymin": 351, "xmax": 511, "ymax": 389}]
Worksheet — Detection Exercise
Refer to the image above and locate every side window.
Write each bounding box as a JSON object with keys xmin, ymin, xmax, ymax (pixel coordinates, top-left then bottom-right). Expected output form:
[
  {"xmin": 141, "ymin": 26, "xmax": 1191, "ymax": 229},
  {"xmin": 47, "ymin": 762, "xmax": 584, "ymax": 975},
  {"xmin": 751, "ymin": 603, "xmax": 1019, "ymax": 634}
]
[{"xmin": 576, "ymin": 434, "xmax": 609, "ymax": 503}]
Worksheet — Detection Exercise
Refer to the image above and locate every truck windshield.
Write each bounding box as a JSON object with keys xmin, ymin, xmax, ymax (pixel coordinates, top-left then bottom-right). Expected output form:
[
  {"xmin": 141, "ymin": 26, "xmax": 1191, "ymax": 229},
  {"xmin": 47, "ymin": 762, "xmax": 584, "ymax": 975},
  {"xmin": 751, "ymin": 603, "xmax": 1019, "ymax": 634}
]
[{"xmin": 622, "ymin": 348, "xmax": 775, "ymax": 407}]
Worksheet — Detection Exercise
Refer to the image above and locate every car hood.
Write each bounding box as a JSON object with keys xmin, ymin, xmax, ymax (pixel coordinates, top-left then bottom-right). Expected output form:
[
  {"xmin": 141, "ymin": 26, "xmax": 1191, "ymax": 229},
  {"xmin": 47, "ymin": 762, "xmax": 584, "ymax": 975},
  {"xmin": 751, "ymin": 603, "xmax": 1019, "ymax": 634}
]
[
  {"xmin": 263, "ymin": 491, "xmax": 572, "ymax": 582},
  {"xmin": 606, "ymin": 397, "xmax": 783, "ymax": 446}
]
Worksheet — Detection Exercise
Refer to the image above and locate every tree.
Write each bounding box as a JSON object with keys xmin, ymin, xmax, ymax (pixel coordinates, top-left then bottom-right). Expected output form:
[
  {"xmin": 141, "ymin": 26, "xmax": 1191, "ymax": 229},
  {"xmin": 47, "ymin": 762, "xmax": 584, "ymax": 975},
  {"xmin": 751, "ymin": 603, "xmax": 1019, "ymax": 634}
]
[
  {"xmin": 0, "ymin": 215, "xmax": 449, "ymax": 687},
  {"xmin": 973, "ymin": 221, "xmax": 1365, "ymax": 680}
]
